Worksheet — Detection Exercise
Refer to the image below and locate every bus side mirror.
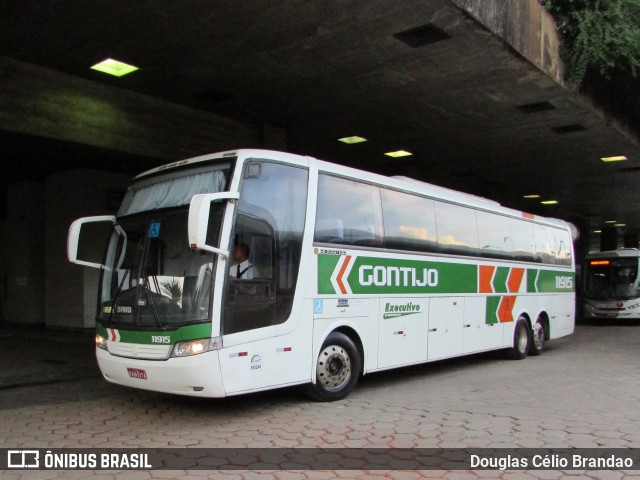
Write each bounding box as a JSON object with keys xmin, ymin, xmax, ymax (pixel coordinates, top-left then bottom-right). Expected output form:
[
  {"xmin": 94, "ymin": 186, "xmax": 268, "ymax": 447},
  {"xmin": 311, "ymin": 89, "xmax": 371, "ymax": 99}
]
[
  {"xmin": 188, "ymin": 192, "xmax": 239, "ymax": 258},
  {"xmin": 67, "ymin": 216, "xmax": 116, "ymax": 269}
]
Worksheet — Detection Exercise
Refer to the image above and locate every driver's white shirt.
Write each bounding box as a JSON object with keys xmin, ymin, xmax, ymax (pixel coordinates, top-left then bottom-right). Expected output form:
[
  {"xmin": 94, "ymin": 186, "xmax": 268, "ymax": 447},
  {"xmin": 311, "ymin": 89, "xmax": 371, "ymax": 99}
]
[{"xmin": 231, "ymin": 259, "xmax": 254, "ymax": 280}]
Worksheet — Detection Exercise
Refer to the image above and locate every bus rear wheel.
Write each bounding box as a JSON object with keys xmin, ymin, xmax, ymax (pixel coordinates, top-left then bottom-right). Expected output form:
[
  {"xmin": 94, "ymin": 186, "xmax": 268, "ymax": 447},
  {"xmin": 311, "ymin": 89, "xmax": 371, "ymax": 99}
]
[
  {"xmin": 505, "ymin": 316, "xmax": 531, "ymax": 360},
  {"xmin": 304, "ymin": 332, "xmax": 361, "ymax": 402},
  {"xmin": 529, "ymin": 318, "xmax": 546, "ymax": 356}
]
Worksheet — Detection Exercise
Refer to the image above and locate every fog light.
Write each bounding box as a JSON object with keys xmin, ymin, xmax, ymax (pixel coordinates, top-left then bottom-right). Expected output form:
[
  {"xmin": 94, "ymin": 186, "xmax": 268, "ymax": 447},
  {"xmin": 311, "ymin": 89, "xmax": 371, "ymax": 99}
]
[{"xmin": 95, "ymin": 334, "xmax": 108, "ymax": 351}]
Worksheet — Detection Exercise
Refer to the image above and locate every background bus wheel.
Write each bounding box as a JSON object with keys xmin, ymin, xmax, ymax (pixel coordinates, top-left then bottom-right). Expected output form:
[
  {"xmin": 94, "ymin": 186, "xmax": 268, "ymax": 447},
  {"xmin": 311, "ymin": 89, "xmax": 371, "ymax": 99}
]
[
  {"xmin": 529, "ymin": 318, "xmax": 545, "ymax": 356},
  {"xmin": 304, "ymin": 331, "xmax": 361, "ymax": 402},
  {"xmin": 505, "ymin": 316, "xmax": 531, "ymax": 360}
]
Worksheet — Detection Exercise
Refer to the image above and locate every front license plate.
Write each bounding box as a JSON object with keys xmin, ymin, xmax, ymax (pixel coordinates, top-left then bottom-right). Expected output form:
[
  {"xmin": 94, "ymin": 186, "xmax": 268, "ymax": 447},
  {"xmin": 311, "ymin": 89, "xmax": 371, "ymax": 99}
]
[{"xmin": 127, "ymin": 368, "xmax": 148, "ymax": 380}]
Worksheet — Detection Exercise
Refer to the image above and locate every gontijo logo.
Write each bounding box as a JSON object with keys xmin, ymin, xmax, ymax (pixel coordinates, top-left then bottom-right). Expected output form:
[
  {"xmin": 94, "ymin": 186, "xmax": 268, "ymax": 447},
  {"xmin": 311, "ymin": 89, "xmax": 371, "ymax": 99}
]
[
  {"xmin": 329, "ymin": 256, "xmax": 439, "ymax": 294},
  {"xmin": 318, "ymin": 254, "xmax": 477, "ymax": 295}
]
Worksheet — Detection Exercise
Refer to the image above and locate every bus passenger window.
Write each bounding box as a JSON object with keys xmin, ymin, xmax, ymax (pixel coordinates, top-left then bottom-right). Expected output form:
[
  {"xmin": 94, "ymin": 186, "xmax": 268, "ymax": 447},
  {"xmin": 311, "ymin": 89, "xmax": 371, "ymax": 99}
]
[
  {"xmin": 434, "ymin": 202, "xmax": 480, "ymax": 256},
  {"xmin": 381, "ymin": 189, "xmax": 437, "ymax": 253},
  {"xmin": 511, "ymin": 219, "xmax": 535, "ymax": 262},
  {"xmin": 477, "ymin": 211, "xmax": 513, "ymax": 259},
  {"xmin": 315, "ymin": 174, "xmax": 383, "ymax": 247},
  {"xmin": 533, "ymin": 224, "xmax": 556, "ymax": 264}
]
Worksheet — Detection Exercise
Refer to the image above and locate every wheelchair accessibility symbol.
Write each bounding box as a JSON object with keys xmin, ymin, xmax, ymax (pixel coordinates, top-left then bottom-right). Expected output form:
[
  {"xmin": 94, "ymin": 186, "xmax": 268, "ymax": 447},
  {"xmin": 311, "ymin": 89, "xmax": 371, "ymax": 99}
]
[{"xmin": 313, "ymin": 299, "xmax": 324, "ymax": 315}]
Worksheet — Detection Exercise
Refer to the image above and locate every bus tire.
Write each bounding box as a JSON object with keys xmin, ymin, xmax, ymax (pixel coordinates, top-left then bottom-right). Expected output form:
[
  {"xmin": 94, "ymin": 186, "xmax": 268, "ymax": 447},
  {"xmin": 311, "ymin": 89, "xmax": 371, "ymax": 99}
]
[
  {"xmin": 304, "ymin": 331, "xmax": 361, "ymax": 402},
  {"xmin": 505, "ymin": 316, "xmax": 531, "ymax": 360},
  {"xmin": 529, "ymin": 318, "xmax": 546, "ymax": 356}
]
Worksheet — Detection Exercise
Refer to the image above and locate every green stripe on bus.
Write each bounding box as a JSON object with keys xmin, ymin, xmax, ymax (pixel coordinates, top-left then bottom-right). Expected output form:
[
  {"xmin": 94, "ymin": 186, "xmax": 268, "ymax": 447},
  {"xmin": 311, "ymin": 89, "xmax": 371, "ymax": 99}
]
[
  {"xmin": 96, "ymin": 322, "xmax": 212, "ymax": 345},
  {"xmin": 317, "ymin": 254, "xmax": 340, "ymax": 295},
  {"xmin": 493, "ymin": 267, "xmax": 510, "ymax": 294},
  {"xmin": 537, "ymin": 270, "xmax": 575, "ymax": 292},
  {"xmin": 527, "ymin": 269, "xmax": 538, "ymax": 293},
  {"xmin": 486, "ymin": 296, "xmax": 500, "ymax": 325}
]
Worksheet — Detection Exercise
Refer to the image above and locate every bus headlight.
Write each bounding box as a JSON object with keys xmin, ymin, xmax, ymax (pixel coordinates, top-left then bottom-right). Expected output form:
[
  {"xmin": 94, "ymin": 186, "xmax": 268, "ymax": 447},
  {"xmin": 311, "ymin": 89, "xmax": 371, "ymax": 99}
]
[
  {"xmin": 627, "ymin": 303, "xmax": 640, "ymax": 310},
  {"xmin": 95, "ymin": 334, "xmax": 108, "ymax": 351},
  {"xmin": 171, "ymin": 337, "xmax": 223, "ymax": 357}
]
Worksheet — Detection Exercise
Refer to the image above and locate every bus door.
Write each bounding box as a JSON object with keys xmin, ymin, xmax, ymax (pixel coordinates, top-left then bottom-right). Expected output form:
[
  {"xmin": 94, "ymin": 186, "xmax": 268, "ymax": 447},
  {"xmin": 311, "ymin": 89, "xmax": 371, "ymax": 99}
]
[{"xmin": 218, "ymin": 160, "xmax": 310, "ymax": 394}]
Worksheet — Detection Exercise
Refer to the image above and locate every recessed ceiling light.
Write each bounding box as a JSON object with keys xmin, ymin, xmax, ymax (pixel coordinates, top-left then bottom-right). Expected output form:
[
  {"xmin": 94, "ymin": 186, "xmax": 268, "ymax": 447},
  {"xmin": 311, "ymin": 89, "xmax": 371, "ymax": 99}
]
[
  {"xmin": 593, "ymin": 230, "xmax": 602, "ymax": 234},
  {"xmin": 615, "ymin": 223, "xmax": 626, "ymax": 227},
  {"xmin": 601, "ymin": 155, "xmax": 628, "ymax": 162},
  {"xmin": 604, "ymin": 220, "xmax": 617, "ymax": 224},
  {"xmin": 523, "ymin": 194, "xmax": 540, "ymax": 199},
  {"xmin": 385, "ymin": 150, "xmax": 413, "ymax": 158},
  {"xmin": 91, "ymin": 58, "xmax": 139, "ymax": 77},
  {"xmin": 393, "ymin": 24, "xmax": 451, "ymax": 48},
  {"xmin": 515, "ymin": 101, "xmax": 556, "ymax": 114},
  {"xmin": 550, "ymin": 124, "xmax": 587, "ymax": 134},
  {"xmin": 338, "ymin": 136, "xmax": 367, "ymax": 144},
  {"xmin": 540, "ymin": 200, "xmax": 558, "ymax": 205}
]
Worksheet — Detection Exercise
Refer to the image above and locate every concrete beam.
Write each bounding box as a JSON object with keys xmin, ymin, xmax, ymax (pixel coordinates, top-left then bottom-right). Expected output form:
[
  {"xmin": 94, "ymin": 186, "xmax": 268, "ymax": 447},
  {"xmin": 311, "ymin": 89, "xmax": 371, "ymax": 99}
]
[
  {"xmin": 450, "ymin": 0, "xmax": 564, "ymax": 85},
  {"xmin": 0, "ymin": 56, "xmax": 261, "ymax": 161}
]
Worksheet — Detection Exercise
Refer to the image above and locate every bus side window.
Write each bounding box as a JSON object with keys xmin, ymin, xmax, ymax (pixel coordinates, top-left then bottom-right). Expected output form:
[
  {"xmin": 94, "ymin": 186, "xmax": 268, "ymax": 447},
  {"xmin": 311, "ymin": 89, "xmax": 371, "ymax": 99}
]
[
  {"xmin": 533, "ymin": 224, "xmax": 556, "ymax": 264},
  {"xmin": 315, "ymin": 174, "xmax": 383, "ymax": 247},
  {"xmin": 511, "ymin": 219, "xmax": 535, "ymax": 262},
  {"xmin": 555, "ymin": 229, "xmax": 573, "ymax": 267},
  {"xmin": 434, "ymin": 202, "xmax": 480, "ymax": 257},
  {"xmin": 381, "ymin": 189, "xmax": 438, "ymax": 253},
  {"xmin": 477, "ymin": 211, "xmax": 513, "ymax": 259}
]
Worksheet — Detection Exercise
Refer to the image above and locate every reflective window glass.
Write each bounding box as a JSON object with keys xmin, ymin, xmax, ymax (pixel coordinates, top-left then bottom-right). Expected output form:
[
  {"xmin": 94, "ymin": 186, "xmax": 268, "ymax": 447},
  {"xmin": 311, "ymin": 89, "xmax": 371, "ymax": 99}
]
[{"xmin": 381, "ymin": 189, "xmax": 437, "ymax": 252}]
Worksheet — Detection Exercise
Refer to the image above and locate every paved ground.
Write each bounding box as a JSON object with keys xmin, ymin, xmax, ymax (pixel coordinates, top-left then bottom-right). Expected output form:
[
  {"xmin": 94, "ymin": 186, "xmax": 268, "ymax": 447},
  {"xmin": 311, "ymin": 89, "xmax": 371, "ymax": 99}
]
[{"xmin": 0, "ymin": 320, "xmax": 639, "ymax": 479}]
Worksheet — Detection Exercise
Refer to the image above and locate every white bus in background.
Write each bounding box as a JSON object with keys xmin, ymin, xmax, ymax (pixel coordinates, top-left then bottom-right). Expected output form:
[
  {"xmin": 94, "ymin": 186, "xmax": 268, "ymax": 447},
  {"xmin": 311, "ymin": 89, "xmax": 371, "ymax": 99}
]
[
  {"xmin": 68, "ymin": 149, "xmax": 576, "ymax": 401},
  {"xmin": 582, "ymin": 249, "xmax": 640, "ymax": 320}
]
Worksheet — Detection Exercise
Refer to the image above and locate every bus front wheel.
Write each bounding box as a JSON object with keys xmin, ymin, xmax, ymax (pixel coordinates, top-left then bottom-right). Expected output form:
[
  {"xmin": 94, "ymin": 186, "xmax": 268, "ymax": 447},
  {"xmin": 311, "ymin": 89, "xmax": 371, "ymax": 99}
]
[
  {"xmin": 305, "ymin": 332, "xmax": 361, "ymax": 402},
  {"xmin": 529, "ymin": 318, "xmax": 546, "ymax": 356},
  {"xmin": 505, "ymin": 316, "xmax": 531, "ymax": 360}
]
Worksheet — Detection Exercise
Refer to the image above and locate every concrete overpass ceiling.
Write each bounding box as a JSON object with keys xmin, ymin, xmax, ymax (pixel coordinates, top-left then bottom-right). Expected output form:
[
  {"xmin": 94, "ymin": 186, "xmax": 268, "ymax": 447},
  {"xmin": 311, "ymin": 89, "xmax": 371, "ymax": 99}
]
[{"xmin": 1, "ymin": 0, "xmax": 638, "ymax": 234}]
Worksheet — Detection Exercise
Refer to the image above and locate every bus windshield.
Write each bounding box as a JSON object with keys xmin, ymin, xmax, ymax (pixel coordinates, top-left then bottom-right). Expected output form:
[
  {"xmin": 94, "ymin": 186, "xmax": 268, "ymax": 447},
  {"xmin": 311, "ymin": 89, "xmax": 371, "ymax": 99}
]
[
  {"xmin": 584, "ymin": 257, "xmax": 640, "ymax": 300},
  {"xmin": 98, "ymin": 206, "xmax": 223, "ymax": 329}
]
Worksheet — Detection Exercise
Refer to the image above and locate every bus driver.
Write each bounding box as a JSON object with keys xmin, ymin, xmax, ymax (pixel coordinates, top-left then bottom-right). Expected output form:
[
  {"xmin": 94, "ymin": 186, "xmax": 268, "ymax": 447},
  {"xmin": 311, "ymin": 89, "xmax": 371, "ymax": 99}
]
[{"xmin": 230, "ymin": 243, "xmax": 254, "ymax": 280}]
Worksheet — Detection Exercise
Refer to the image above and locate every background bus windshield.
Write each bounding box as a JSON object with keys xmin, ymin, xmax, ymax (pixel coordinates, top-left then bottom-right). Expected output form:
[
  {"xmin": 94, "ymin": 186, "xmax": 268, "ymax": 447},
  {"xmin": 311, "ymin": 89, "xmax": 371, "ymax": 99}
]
[{"xmin": 584, "ymin": 257, "xmax": 640, "ymax": 300}]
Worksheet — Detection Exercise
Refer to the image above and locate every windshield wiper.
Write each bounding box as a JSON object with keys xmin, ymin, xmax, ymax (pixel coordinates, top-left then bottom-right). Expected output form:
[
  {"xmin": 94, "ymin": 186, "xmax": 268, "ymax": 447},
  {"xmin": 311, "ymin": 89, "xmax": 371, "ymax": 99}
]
[
  {"xmin": 141, "ymin": 277, "xmax": 163, "ymax": 329},
  {"xmin": 133, "ymin": 232, "xmax": 163, "ymax": 329},
  {"xmin": 108, "ymin": 267, "xmax": 131, "ymax": 325}
]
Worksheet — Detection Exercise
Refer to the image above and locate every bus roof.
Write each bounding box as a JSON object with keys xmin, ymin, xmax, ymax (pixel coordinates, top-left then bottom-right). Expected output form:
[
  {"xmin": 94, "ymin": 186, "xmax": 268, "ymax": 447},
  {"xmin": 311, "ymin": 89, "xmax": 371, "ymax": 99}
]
[
  {"xmin": 135, "ymin": 148, "xmax": 575, "ymax": 235},
  {"xmin": 586, "ymin": 248, "xmax": 640, "ymax": 259}
]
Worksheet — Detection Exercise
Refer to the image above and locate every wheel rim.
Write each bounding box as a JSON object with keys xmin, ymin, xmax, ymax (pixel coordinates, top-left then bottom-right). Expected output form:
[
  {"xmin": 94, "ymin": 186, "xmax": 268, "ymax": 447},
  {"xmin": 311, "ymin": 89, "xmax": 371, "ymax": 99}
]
[
  {"xmin": 532, "ymin": 322, "xmax": 545, "ymax": 350},
  {"xmin": 516, "ymin": 321, "xmax": 529, "ymax": 353},
  {"xmin": 316, "ymin": 344, "xmax": 351, "ymax": 392}
]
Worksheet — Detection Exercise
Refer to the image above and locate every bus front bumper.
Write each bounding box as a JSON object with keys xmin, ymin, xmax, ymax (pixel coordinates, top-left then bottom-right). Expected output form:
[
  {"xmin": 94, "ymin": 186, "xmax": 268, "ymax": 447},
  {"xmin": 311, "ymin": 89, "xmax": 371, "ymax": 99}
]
[
  {"xmin": 96, "ymin": 348, "xmax": 226, "ymax": 397},
  {"xmin": 583, "ymin": 304, "xmax": 640, "ymax": 320}
]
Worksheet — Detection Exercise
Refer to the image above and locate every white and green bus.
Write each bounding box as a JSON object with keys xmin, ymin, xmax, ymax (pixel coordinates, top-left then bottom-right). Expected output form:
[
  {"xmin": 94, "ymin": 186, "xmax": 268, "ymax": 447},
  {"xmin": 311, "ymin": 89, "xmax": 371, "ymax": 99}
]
[
  {"xmin": 68, "ymin": 149, "xmax": 576, "ymax": 401},
  {"xmin": 582, "ymin": 249, "xmax": 640, "ymax": 320}
]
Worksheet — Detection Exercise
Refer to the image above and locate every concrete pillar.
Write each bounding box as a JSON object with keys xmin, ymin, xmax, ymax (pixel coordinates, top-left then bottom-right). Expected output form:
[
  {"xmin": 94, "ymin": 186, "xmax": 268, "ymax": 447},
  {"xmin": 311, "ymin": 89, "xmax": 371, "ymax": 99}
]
[
  {"xmin": 600, "ymin": 226, "xmax": 618, "ymax": 252},
  {"xmin": 624, "ymin": 232, "xmax": 639, "ymax": 249},
  {"xmin": 0, "ymin": 182, "xmax": 45, "ymax": 324}
]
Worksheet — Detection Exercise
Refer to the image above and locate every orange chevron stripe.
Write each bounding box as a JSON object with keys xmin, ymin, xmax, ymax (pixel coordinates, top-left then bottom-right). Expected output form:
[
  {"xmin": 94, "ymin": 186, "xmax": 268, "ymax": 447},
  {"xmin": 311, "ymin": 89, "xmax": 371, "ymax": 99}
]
[
  {"xmin": 498, "ymin": 296, "xmax": 516, "ymax": 322},
  {"xmin": 336, "ymin": 255, "xmax": 351, "ymax": 294},
  {"xmin": 507, "ymin": 268, "xmax": 525, "ymax": 293},
  {"xmin": 479, "ymin": 265, "xmax": 495, "ymax": 293}
]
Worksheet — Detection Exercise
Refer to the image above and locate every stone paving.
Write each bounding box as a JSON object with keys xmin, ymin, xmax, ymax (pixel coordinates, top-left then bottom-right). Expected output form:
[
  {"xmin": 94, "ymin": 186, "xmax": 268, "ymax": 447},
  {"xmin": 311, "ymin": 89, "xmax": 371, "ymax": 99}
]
[{"xmin": 0, "ymin": 321, "xmax": 639, "ymax": 479}]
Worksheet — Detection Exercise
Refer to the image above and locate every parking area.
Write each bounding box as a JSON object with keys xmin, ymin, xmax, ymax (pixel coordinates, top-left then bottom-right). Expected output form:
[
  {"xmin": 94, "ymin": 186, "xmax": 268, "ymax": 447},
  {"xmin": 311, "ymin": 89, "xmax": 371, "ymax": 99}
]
[{"xmin": 1, "ymin": 320, "xmax": 639, "ymax": 479}]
